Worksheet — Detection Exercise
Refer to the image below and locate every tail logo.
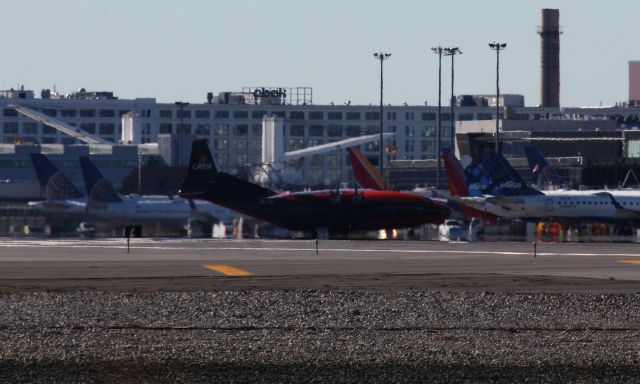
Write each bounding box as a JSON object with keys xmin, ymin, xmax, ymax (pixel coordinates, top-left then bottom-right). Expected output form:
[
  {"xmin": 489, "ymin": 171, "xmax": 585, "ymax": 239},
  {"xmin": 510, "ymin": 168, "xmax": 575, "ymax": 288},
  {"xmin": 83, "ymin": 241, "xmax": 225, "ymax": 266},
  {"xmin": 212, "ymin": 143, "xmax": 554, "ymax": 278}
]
[
  {"xmin": 499, "ymin": 180, "xmax": 523, "ymax": 189},
  {"xmin": 192, "ymin": 155, "xmax": 212, "ymax": 170}
]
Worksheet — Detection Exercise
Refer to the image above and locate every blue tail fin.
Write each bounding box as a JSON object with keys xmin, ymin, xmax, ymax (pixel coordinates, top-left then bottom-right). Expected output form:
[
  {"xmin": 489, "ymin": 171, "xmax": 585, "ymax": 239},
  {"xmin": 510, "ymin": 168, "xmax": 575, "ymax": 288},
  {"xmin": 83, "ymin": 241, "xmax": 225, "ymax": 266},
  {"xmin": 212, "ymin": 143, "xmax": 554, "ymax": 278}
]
[
  {"xmin": 442, "ymin": 148, "xmax": 493, "ymax": 197},
  {"xmin": 524, "ymin": 145, "xmax": 564, "ymax": 188},
  {"xmin": 79, "ymin": 156, "xmax": 122, "ymax": 203},
  {"xmin": 480, "ymin": 148, "xmax": 543, "ymax": 196},
  {"xmin": 462, "ymin": 157, "xmax": 493, "ymax": 197},
  {"xmin": 30, "ymin": 153, "xmax": 84, "ymax": 200}
]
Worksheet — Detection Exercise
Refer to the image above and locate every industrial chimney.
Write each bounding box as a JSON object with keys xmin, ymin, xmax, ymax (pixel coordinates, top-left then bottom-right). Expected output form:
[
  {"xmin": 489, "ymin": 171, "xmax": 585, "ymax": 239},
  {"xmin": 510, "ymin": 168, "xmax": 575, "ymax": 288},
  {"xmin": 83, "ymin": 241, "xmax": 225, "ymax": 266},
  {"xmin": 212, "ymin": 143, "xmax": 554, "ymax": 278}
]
[{"xmin": 538, "ymin": 8, "xmax": 561, "ymax": 108}]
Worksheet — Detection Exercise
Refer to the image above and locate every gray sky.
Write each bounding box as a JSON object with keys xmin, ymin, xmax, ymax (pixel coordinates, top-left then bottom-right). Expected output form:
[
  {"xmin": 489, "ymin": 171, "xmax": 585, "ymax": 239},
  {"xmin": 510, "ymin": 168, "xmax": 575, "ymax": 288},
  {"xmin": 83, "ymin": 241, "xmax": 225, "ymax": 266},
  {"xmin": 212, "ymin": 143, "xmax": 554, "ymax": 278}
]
[{"xmin": 4, "ymin": 0, "xmax": 637, "ymax": 107}]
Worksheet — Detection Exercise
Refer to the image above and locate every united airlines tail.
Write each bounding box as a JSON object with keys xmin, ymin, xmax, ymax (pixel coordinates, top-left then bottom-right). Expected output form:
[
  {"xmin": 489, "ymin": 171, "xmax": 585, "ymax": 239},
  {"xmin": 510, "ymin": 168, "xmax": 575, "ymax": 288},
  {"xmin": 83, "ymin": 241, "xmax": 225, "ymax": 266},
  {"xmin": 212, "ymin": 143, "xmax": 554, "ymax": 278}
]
[
  {"xmin": 480, "ymin": 148, "xmax": 543, "ymax": 196},
  {"xmin": 30, "ymin": 153, "xmax": 84, "ymax": 200},
  {"xmin": 347, "ymin": 147, "xmax": 384, "ymax": 190},
  {"xmin": 79, "ymin": 156, "xmax": 122, "ymax": 203},
  {"xmin": 524, "ymin": 145, "xmax": 564, "ymax": 188}
]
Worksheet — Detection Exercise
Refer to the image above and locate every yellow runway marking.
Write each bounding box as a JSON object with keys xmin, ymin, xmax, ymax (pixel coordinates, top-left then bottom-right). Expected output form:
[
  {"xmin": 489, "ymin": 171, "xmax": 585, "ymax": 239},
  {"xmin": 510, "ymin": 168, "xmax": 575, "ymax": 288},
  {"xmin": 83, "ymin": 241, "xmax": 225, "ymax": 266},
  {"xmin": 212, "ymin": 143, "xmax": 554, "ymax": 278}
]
[
  {"xmin": 617, "ymin": 260, "xmax": 640, "ymax": 265},
  {"xmin": 201, "ymin": 264, "xmax": 253, "ymax": 276}
]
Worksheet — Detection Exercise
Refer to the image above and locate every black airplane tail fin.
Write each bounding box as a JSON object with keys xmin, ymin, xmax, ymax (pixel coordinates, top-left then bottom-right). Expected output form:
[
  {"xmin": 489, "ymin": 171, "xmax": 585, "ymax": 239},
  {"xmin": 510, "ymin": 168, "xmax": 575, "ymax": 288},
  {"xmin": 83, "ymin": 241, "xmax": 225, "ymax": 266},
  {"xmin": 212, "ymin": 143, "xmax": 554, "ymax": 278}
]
[
  {"xmin": 179, "ymin": 139, "xmax": 276, "ymax": 203},
  {"xmin": 186, "ymin": 138, "xmax": 219, "ymax": 182},
  {"xmin": 179, "ymin": 139, "xmax": 219, "ymax": 199}
]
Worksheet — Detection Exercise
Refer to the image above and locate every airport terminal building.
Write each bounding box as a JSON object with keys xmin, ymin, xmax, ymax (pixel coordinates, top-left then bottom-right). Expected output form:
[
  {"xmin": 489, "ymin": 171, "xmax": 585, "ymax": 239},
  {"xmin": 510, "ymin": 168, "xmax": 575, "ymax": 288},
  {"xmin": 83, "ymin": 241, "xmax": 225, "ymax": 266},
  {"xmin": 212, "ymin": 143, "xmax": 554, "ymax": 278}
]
[{"xmin": 1, "ymin": 86, "xmax": 640, "ymax": 198}]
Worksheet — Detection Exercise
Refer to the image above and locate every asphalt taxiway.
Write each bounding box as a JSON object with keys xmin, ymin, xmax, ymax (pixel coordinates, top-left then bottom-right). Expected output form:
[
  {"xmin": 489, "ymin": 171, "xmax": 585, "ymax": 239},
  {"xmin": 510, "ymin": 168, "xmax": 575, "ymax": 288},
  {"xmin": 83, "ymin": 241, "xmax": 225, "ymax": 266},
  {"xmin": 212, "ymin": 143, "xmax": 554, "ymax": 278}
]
[{"xmin": 1, "ymin": 238, "xmax": 639, "ymax": 293}]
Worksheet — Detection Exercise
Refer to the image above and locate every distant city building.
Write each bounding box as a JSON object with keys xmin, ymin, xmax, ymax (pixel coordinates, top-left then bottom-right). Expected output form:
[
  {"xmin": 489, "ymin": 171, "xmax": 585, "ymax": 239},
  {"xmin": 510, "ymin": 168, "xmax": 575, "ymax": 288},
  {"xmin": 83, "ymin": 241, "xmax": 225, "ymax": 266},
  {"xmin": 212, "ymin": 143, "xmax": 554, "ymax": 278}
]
[
  {"xmin": 1, "ymin": 87, "xmax": 640, "ymax": 193},
  {"xmin": 629, "ymin": 61, "xmax": 640, "ymax": 103}
]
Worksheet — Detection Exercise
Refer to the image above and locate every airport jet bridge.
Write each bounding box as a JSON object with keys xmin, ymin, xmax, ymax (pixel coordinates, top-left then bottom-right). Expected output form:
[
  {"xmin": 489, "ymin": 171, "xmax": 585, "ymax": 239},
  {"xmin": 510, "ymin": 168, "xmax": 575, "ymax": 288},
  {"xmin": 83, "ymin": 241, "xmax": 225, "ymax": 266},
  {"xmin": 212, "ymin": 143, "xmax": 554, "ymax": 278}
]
[{"xmin": 8, "ymin": 104, "xmax": 111, "ymax": 145}]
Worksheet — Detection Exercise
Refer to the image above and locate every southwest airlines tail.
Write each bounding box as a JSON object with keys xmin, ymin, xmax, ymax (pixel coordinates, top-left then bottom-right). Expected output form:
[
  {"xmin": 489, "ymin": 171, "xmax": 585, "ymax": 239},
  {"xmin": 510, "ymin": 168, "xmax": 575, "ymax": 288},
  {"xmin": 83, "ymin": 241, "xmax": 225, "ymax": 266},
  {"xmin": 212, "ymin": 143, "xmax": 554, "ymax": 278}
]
[
  {"xmin": 480, "ymin": 148, "xmax": 543, "ymax": 196},
  {"xmin": 524, "ymin": 145, "xmax": 564, "ymax": 188},
  {"xmin": 347, "ymin": 147, "xmax": 384, "ymax": 190},
  {"xmin": 79, "ymin": 156, "xmax": 122, "ymax": 203},
  {"xmin": 442, "ymin": 148, "xmax": 468, "ymax": 196},
  {"xmin": 30, "ymin": 153, "xmax": 84, "ymax": 200}
]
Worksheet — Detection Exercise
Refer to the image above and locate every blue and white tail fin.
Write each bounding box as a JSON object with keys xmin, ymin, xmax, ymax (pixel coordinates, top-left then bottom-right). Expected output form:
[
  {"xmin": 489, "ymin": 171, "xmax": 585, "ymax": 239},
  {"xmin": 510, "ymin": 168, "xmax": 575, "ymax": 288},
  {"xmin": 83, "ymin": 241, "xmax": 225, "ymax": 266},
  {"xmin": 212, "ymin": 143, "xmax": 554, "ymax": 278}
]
[
  {"xmin": 442, "ymin": 148, "xmax": 493, "ymax": 197},
  {"xmin": 347, "ymin": 147, "xmax": 384, "ymax": 190},
  {"xmin": 79, "ymin": 156, "xmax": 122, "ymax": 203},
  {"xmin": 524, "ymin": 145, "xmax": 564, "ymax": 189},
  {"xmin": 30, "ymin": 153, "xmax": 84, "ymax": 201},
  {"xmin": 480, "ymin": 148, "xmax": 543, "ymax": 196}
]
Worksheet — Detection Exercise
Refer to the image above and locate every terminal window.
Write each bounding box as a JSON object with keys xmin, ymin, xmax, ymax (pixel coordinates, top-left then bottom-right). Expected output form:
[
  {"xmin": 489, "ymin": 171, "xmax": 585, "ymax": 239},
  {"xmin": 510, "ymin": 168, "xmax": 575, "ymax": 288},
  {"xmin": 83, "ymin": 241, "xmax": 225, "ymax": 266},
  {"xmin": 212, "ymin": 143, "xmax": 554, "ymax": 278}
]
[
  {"xmin": 289, "ymin": 111, "xmax": 305, "ymax": 120},
  {"xmin": 364, "ymin": 112, "xmax": 379, "ymax": 120},
  {"xmin": 328, "ymin": 112, "xmax": 342, "ymax": 120},
  {"xmin": 309, "ymin": 111, "xmax": 324, "ymax": 120},
  {"xmin": 195, "ymin": 110, "xmax": 210, "ymax": 119}
]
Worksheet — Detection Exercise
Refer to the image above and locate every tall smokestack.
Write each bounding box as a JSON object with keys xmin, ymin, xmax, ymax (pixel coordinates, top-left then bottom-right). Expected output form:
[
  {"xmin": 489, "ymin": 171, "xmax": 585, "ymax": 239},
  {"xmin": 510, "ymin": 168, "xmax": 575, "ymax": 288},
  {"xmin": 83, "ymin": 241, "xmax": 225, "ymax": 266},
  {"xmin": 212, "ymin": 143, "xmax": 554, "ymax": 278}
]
[{"xmin": 538, "ymin": 8, "xmax": 561, "ymax": 108}]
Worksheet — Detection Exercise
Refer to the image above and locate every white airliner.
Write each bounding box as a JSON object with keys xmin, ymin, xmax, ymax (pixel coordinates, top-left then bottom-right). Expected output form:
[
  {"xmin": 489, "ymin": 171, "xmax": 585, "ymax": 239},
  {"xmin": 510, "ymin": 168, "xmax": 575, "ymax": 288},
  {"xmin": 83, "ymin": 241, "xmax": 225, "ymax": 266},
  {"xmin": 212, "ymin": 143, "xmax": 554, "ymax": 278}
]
[
  {"xmin": 78, "ymin": 156, "xmax": 236, "ymax": 228},
  {"xmin": 452, "ymin": 148, "xmax": 640, "ymax": 223}
]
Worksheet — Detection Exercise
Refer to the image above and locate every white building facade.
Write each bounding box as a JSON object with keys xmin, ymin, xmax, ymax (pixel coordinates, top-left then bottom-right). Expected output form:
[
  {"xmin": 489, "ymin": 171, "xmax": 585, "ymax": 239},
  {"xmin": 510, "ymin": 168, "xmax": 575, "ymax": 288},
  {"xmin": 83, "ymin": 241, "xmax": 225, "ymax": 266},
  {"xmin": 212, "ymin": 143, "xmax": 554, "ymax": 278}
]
[{"xmin": 1, "ymin": 87, "xmax": 637, "ymax": 188}]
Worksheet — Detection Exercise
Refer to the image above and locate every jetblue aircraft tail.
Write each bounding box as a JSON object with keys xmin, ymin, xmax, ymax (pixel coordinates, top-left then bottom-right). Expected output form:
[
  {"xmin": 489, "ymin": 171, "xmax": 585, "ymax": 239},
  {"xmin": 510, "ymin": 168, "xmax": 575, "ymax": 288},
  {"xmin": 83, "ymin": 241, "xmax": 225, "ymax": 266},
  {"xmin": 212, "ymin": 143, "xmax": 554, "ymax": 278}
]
[
  {"xmin": 480, "ymin": 148, "xmax": 543, "ymax": 196},
  {"xmin": 347, "ymin": 147, "xmax": 384, "ymax": 190},
  {"xmin": 524, "ymin": 145, "xmax": 564, "ymax": 188},
  {"xmin": 30, "ymin": 153, "xmax": 84, "ymax": 200},
  {"xmin": 442, "ymin": 148, "xmax": 493, "ymax": 197},
  {"xmin": 79, "ymin": 156, "xmax": 123, "ymax": 203},
  {"xmin": 179, "ymin": 139, "xmax": 276, "ymax": 203}
]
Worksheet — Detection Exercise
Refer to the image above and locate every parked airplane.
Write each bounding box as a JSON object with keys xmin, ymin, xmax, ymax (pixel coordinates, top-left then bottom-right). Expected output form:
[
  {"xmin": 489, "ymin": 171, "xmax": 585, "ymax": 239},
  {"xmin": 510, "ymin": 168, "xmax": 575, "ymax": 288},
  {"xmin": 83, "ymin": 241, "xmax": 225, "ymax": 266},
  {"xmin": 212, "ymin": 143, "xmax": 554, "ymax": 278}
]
[
  {"xmin": 28, "ymin": 153, "xmax": 86, "ymax": 213},
  {"xmin": 524, "ymin": 145, "xmax": 565, "ymax": 189},
  {"xmin": 78, "ymin": 156, "xmax": 236, "ymax": 230},
  {"xmin": 462, "ymin": 148, "xmax": 640, "ymax": 223},
  {"xmin": 348, "ymin": 146, "xmax": 498, "ymax": 225},
  {"xmin": 178, "ymin": 139, "xmax": 451, "ymax": 236}
]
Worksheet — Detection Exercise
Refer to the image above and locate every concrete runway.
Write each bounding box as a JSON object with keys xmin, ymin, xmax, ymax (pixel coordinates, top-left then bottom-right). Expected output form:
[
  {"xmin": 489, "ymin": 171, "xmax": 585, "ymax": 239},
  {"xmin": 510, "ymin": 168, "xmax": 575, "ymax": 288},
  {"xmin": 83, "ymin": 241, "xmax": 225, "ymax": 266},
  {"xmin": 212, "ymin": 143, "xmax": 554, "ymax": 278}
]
[{"xmin": 1, "ymin": 237, "xmax": 640, "ymax": 293}]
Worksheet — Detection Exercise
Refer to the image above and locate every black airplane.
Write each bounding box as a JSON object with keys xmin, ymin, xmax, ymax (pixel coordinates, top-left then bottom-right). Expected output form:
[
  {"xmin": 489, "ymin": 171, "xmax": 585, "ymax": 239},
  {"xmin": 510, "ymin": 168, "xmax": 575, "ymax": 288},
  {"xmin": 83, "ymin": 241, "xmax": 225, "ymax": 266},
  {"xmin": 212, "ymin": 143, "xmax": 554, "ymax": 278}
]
[{"xmin": 178, "ymin": 139, "xmax": 450, "ymax": 235}]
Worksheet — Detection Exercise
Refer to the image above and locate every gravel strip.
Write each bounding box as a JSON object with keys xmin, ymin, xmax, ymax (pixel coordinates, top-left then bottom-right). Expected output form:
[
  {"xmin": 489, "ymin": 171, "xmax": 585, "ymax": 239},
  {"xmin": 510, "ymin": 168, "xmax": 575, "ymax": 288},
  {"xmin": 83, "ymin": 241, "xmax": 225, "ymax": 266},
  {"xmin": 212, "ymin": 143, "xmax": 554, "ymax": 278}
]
[{"xmin": 1, "ymin": 291, "xmax": 640, "ymax": 383}]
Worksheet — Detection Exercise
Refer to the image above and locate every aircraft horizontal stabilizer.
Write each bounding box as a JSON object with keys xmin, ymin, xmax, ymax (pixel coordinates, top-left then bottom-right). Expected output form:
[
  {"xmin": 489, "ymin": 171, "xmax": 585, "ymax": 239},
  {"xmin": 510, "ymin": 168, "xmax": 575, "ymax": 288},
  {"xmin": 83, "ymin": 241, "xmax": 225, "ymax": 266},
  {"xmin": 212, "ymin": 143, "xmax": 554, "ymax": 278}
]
[{"xmin": 485, "ymin": 195, "xmax": 525, "ymax": 210}]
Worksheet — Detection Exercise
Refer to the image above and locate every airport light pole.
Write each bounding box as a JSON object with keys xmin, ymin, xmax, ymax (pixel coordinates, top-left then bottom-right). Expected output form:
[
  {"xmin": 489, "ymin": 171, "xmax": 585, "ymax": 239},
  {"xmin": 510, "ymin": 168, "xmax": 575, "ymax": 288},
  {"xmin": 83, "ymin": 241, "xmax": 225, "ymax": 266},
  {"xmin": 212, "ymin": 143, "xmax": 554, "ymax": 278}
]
[
  {"xmin": 444, "ymin": 47, "xmax": 462, "ymax": 153},
  {"xmin": 431, "ymin": 46, "xmax": 444, "ymax": 188},
  {"xmin": 489, "ymin": 42, "xmax": 507, "ymax": 154},
  {"xmin": 373, "ymin": 52, "xmax": 391, "ymax": 188}
]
